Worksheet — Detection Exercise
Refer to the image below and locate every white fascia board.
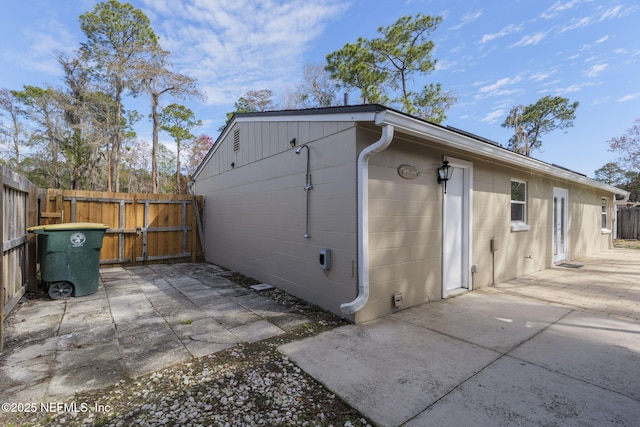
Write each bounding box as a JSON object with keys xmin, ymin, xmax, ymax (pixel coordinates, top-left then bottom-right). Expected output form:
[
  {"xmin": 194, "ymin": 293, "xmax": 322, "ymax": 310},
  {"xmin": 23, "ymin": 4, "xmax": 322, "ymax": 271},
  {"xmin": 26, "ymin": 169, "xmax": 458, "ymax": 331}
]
[
  {"xmin": 378, "ymin": 109, "xmax": 629, "ymax": 198},
  {"xmin": 235, "ymin": 111, "xmax": 378, "ymax": 123}
]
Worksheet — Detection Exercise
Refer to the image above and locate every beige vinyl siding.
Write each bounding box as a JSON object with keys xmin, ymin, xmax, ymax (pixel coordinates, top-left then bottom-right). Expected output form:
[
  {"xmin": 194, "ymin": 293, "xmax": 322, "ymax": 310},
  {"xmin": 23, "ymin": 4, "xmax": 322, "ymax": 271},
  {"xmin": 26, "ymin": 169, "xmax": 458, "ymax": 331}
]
[
  {"xmin": 195, "ymin": 121, "xmax": 359, "ymax": 318},
  {"xmin": 354, "ymin": 128, "xmax": 616, "ymax": 322},
  {"xmin": 195, "ymin": 114, "xmax": 618, "ymax": 324}
]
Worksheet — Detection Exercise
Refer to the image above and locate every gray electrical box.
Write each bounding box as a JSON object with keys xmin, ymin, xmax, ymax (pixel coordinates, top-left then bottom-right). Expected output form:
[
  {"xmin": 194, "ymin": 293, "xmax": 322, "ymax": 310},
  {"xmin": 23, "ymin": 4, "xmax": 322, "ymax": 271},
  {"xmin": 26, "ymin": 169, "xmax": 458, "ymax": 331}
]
[{"xmin": 319, "ymin": 248, "xmax": 331, "ymax": 270}]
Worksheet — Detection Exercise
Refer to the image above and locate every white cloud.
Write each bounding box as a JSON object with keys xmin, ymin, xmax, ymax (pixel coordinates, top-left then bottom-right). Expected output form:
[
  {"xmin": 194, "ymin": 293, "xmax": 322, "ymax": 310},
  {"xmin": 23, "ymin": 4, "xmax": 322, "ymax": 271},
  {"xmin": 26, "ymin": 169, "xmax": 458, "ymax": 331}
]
[
  {"xmin": 530, "ymin": 70, "xmax": 557, "ymax": 81},
  {"xmin": 142, "ymin": 0, "xmax": 348, "ymax": 105},
  {"xmin": 619, "ymin": 93, "xmax": 640, "ymax": 102},
  {"xmin": 450, "ymin": 10, "xmax": 482, "ymax": 30},
  {"xmin": 480, "ymin": 24, "xmax": 522, "ymax": 44},
  {"xmin": 510, "ymin": 32, "xmax": 546, "ymax": 47},
  {"xmin": 479, "ymin": 76, "xmax": 522, "ymax": 94},
  {"xmin": 554, "ymin": 84, "xmax": 582, "ymax": 95},
  {"xmin": 481, "ymin": 109, "xmax": 505, "ymax": 124},
  {"xmin": 475, "ymin": 77, "xmax": 523, "ymax": 99},
  {"xmin": 3, "ymin": 17, "xmax": 77, "ymax": 77},
  {"xmin": 599, "ymin": 5, "xmax": 623, "ymax": 20},
  {"xmin": 541, "ymin": 0, "xmax": 581, "ymax": 19},
  {"xmin": 560, "ymin": 16, "xmax": 592, "ymax": 32},
  {"xmin": 585, "ymin": 63, "xmax": 608, "ymax": 77}
]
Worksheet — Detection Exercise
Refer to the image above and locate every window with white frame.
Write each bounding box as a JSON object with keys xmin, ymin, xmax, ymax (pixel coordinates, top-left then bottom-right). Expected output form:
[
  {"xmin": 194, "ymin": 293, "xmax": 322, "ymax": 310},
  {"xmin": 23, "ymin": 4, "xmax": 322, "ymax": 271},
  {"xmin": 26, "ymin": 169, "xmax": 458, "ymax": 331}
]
[
  {"xmin": 511, "ymin": 180, "xmax": 530, "ymax": 231},
  {"xmin": 601, "ymin": 198, "xmax": 608, "ymax": 230}
]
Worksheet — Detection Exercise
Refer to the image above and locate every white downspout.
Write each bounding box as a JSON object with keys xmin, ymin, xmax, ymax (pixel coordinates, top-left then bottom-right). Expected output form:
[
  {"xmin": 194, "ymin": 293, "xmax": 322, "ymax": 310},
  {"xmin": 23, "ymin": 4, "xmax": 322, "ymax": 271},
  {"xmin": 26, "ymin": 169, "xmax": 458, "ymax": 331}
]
[{"xmin": 341, "ymin": 122, "xmax": 394, "ymax": 315}]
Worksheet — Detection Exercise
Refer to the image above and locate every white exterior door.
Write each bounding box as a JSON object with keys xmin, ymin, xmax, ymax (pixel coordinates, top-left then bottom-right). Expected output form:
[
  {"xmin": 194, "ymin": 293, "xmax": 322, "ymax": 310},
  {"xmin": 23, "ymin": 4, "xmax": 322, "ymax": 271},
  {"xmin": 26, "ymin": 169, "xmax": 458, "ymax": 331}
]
[
  {"xmin": 553, "ymin": 188, "xmax": 568, "ymax": 263},
  {"xmin": 442, "ymin": 158, "xmax": 472, "ymax": 297}
]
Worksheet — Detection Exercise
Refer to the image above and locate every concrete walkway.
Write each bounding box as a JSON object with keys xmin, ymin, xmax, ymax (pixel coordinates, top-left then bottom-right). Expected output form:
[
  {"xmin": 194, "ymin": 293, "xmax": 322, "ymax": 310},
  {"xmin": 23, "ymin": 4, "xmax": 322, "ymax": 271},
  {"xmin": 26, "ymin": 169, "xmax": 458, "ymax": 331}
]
[
  {"xmin": 279, "ymin": 249, "xmax": 640, "ymax": 426},
  {"xmin": 1, "ymin": 263, "xmax": 309, "ymax": 402}
]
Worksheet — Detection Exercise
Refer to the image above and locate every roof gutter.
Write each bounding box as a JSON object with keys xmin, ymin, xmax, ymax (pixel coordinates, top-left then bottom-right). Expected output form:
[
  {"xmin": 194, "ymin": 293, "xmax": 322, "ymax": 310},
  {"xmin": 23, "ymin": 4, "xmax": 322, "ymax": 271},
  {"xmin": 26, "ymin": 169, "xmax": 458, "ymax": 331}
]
[
  {"xmin": 377, "ymin": 109, "xmax": 629, "ymax": 198},
  {"xmin": 341, "ymin": 116, "xmax": 394, "ymax": 315}
]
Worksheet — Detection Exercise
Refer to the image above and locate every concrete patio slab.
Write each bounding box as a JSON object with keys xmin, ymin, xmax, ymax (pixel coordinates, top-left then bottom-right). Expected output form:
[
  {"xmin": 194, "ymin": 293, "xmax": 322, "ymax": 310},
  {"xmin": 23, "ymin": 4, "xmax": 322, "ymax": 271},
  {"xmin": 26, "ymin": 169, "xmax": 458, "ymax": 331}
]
[
  {"xmin": 280, "ymin": 316, "xmax": 501, "ymax": 427},
  {"xmin": 228, "ymin": 320, "xmax": 286, "ymax": 343},
  {"xmin": 405, "ymin": 355, "xmax": 640, "ymax": 426},
  {"xmin": 1, "ymin": 262, "xmax": 313, "ymax": 403},
  {"xmin": 510, "ymin": 310, "xmax": 640, "ymax": 400},
  {"xmin": 279, "ymin": 249, "xmax": 640, "ymax": 427},
  {"xmin": 391, "ymin": 292, "xmax": 570, "ymax": 353}
]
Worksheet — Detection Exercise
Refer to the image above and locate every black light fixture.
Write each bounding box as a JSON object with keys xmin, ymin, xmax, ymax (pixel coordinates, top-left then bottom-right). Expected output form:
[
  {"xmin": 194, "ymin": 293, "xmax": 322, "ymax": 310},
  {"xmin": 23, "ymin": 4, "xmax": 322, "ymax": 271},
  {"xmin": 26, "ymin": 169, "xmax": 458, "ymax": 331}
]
[
  {"xmin": 289, "ymin": 138, "xmax": 297, "ymax": 148},
  {"xmin": 437, "ymin": 160, "xmax": 454, "ymax": 194}
]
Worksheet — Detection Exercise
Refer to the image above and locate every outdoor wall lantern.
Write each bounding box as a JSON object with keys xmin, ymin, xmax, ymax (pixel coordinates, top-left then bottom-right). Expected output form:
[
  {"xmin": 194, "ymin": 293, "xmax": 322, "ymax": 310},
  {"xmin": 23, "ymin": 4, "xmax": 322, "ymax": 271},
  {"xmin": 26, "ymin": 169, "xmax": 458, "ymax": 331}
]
[
  {"xmin": 437, "ymin": 160, "xmax": 454, "ymax": 194},
  {"xmin": 289, "ymin": 138, "xmax": 297, "ymax": 148}
]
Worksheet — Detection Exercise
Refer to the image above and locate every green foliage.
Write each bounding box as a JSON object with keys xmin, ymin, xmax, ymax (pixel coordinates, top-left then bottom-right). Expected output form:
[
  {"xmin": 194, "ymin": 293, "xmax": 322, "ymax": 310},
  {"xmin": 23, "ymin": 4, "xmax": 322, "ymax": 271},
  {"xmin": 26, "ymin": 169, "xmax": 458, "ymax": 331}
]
[
  {"xmin": 159, "ymin": 103, "xmax": 201, "ymax": 142},
  {"xmin": 325, "ymin": 14, "xmax": 454, "ymax": 123},
  {"xmin": 79, "ymin": 0, "xmax": 158, "ymax": 73},
  {"xmin": 220, "ymin": 90, "xmax": 276, "ymax": 132},
  {"xmin": 326, "ymin": 40, "xmax": 388, "ymax": 105},
  {"xmin": 594, "ymin": 162, "xmax": 626, "ymax": 186},
  {"xmin": 1, "ymin": 0, "xmax": 202, "ymax": 194},
  {"xmin": 595, "ymin": 162, "xmax": 640, "ymax": 202},
  {"xmin": 412, "ymin": 83, "xmax": 458, "ymax": 125},
  {"xmin": 502, "ymin": 96, "xmax": 579, "ymax": 156},
  {"xmin": 224, "ymin": 96, "xmax": 258, "ymax": 124},
  {"xmin": 80, "ymin": 0, "xmax": 160, "ymax": 192},
  {"xmin": 159, "ymin": 103, "xmax": 201, "ymax": 193},
  {"xmin": 624, "ymin": 171, "xmax": 640, "ymax": 202}
]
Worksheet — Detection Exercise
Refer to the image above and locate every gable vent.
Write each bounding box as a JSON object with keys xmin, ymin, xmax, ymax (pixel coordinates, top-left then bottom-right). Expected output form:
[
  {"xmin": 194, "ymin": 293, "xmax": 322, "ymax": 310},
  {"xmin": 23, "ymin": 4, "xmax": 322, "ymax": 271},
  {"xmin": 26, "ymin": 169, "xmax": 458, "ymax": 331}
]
[{"xmin": 233, "ymin": 129, "xmax": 240, "ymax": 152}]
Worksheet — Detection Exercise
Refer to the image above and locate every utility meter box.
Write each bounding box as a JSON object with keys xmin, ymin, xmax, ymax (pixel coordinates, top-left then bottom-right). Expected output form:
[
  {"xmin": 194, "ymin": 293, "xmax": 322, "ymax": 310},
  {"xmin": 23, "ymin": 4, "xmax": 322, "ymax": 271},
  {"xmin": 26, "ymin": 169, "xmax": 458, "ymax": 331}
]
[{"xmin": 319, "ymin": 248, "xmax": 331, "ymax": 270}]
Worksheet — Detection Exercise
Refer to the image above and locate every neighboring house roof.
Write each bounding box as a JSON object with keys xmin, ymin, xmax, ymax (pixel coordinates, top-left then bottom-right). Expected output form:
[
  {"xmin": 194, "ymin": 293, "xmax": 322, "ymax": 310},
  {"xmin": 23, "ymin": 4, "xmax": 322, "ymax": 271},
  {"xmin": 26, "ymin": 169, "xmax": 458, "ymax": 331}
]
[{"xmin": 192, "ymin": 104, "xmax": 629, "ymax": 198}]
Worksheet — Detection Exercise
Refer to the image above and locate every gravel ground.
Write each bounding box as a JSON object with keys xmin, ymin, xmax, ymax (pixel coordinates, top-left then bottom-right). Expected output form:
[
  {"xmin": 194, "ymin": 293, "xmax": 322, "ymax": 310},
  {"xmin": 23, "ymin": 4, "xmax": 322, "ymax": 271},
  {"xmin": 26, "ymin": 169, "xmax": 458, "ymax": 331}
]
[
  {"xmin": 1, "ymin": 273, "xmax": 372, "ymax": 427},
  {"xmin": 614, "ymin": 239, "xmax": 640, "ymax": 249}
]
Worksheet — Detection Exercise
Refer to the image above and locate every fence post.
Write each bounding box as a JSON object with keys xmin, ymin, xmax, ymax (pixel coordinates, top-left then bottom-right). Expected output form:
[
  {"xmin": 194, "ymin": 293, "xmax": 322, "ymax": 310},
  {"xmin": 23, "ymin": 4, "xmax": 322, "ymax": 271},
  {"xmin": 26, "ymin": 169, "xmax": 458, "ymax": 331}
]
[{"xmin": 27, "ymin": 184, "xmax": 38, "ymax": 293}]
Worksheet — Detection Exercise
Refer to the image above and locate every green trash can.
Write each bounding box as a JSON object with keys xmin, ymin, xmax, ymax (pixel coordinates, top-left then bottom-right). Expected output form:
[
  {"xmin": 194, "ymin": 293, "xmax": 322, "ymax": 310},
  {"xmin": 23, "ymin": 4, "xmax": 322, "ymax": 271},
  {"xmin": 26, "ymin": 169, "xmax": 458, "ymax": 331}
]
[{"xmin": 28, "ymin": 222, "xmax": 109, "ymax": 299}]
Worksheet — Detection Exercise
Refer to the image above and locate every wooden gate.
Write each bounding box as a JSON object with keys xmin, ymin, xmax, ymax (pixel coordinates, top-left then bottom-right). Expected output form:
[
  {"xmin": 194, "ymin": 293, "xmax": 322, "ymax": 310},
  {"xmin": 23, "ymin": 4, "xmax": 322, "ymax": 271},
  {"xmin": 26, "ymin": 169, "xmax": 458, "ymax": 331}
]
[
  {"xmin": 1, "ymin": 166, "xmax": 38, "ymax": 351},
  {"xmin": 40, "ymin": 190, "xmax": 204, "ymax": 265}
]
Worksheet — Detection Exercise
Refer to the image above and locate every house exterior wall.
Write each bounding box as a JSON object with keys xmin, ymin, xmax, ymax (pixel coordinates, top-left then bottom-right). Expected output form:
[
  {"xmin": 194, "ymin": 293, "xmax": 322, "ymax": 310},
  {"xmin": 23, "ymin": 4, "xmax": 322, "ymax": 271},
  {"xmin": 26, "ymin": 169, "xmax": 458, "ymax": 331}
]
[
  {"xmin": 473, "ymin": 161, "xmax": 614, "ymax": 287},
  {"xmin": 195, "ymin": 114, "xmax": 617, "ymax": 324},
  {"xmin": 194, "ymin": 120, "xmax": 360, "ymax": 319},
  {"xmin": 357, "ymin": 129, "xmax": 616, "ymax": 323},
  {"xmin": 358, "ymin": 128, "xmax": 444, "ymax": 323}
]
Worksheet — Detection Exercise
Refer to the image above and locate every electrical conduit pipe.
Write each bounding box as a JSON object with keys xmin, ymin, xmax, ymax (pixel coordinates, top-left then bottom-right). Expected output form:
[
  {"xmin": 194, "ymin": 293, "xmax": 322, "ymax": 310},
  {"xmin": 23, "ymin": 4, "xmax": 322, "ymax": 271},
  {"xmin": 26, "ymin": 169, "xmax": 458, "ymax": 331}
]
[{"xmin": 341, "ymin": 122, "xmax": 394, "ymax": 315}]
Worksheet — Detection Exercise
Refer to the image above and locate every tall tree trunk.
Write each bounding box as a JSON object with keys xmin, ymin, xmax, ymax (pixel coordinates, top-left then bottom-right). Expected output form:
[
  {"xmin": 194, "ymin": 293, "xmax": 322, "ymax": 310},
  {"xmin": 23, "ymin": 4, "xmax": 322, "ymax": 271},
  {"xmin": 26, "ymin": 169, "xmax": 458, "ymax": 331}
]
[
  {"xmin": 110, "ymin": 83, "xmax": 123, "ymax": 193},
  {"xmin": 151, "ymin": 91, "xmax": 159, "ymax": 193},
  {"xmin": 176, "ymin": 139, "xmax": 181, "ymax": 194}
]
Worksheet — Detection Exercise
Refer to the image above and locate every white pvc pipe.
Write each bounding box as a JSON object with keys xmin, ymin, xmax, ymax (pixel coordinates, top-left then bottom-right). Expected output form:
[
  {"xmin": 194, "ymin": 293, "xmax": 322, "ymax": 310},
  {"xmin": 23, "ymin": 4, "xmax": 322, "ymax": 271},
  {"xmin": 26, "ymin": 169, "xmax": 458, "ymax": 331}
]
[{"xmin": 341, "ymin": 123, "xmax": 394, "ymax": 315}]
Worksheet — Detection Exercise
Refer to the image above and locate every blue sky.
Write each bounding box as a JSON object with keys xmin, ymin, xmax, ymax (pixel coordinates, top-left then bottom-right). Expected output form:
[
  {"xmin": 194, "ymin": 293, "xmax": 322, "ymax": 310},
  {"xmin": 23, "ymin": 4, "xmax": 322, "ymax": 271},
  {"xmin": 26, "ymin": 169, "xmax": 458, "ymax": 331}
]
[{"xmin": 1, "ymin": 0, "xmax": 639, "ymax": 178}]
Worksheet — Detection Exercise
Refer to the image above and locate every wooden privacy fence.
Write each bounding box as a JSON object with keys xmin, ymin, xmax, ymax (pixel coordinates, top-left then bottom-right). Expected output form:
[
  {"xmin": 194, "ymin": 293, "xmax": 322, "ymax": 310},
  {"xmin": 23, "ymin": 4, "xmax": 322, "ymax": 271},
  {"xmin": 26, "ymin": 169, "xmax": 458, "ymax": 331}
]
[
  {"xmin": 1, "ymin": 166, "xmax": 38, "ymax": 351},
  {"xmin": 40, "ymin": 189, "xmax": 204, "ymax": 265},
  {"xmin": 617, "ymin": 206, "xmax": 640, "ymax": 240}
]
